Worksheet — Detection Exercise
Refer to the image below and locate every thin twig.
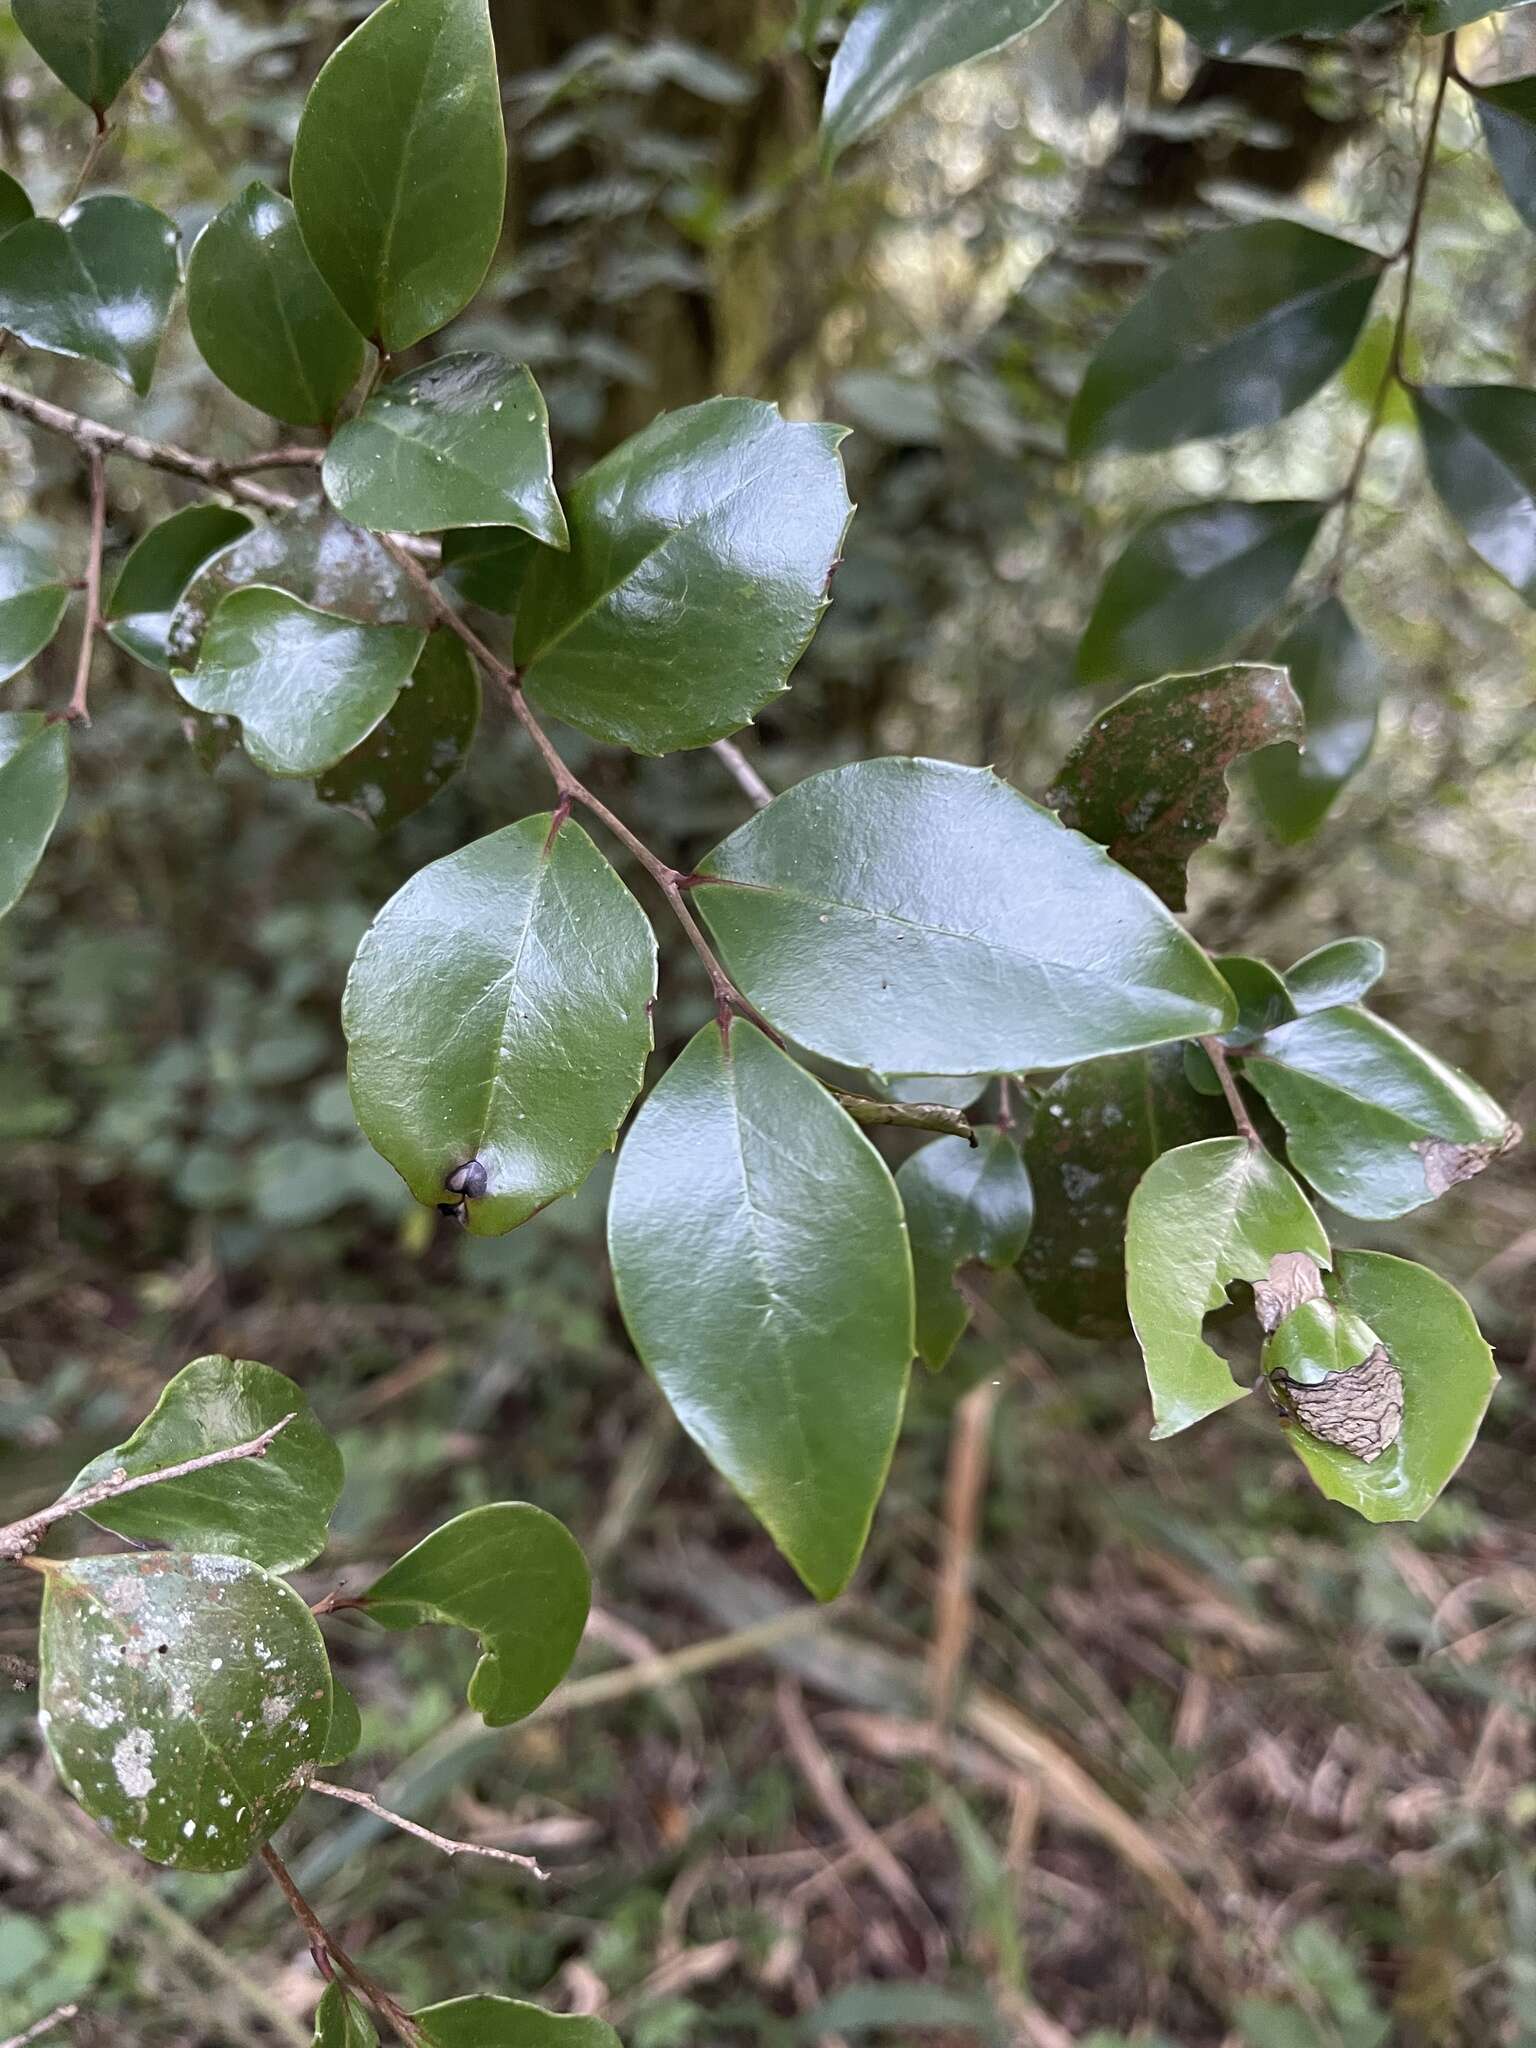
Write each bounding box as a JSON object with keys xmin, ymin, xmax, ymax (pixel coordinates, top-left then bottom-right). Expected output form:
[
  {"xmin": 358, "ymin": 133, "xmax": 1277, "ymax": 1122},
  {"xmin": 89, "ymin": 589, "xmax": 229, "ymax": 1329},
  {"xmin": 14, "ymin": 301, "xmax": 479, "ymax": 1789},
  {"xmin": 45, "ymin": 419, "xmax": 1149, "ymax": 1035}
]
[
  {"xmin": 711, "ymin": 736, "xmax": 773, "ymax": 809},
  {"xmin": 308, "ymin": 1780, "xmax": 549, "ymax": 1878},
  {"xmin": 996, "ymin": 1075, "xmax": 1016, "ymax": 1132},
  {"xmin": 374, "ymin": 531, "xmax": 781, "ymax": 1036},
  {"xmin": 507, "ymin": 681, "xmax": 781, "ymax": 1037},
  {"xmin": 930, "ymin": 1378, "xmax": 999, "ymax": 1730},
  {"xmin": 0, "ymin": 2003, "xmax": 79, "ymax": 2048},
  {"xmin": 1330, "ymin": 36, "xmax": 1454, "ymax": 585},
  {"xmin": 64, "ymin": 110, "xmax": 111, "ymax": 210},
  {"xmin": 1199, "ymin": 1037, "xmax": 1260, "ymax": 1147},
  {"xmin": 61, "ymin": 449, "xmax": 106, "ymax": 723},
  {"xmin": 1389, "ymin": 39, "xmax": 1454, "ymax": 382},
  {"xmin": 0, "ymin": 1413, "xmax": 295, "ymax": 1562},
  {"xmin": 832, "ymin": 1092, "xmax": 975, "ymax": 1143},
  {"xmin": 0, "ymin": 379, "xmax": 300, "ymax": 514},
  {"xmin": 0, "ymin": 381, "xmax": 437, "ymax": 551},
  {"xmin": 213, "ymin": 447, "xmax": 324, "ymax": 477},
  {"xmin": 308, "ymin": 1588, "xmax": 370, "ymax": 1618},
  {"xmin": 260, "ymin": 1845, "xmax": 428, "ymax": 2047}
]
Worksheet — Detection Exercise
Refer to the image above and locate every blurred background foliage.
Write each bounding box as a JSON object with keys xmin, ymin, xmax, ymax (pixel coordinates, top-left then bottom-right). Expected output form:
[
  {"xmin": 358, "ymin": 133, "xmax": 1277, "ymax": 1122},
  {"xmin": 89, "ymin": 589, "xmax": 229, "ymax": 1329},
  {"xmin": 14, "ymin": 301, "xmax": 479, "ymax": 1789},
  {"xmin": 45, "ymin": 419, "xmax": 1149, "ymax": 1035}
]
[{"xmin": 2, "ymin": 1, "xmax": 1536, "ymax": 2042}]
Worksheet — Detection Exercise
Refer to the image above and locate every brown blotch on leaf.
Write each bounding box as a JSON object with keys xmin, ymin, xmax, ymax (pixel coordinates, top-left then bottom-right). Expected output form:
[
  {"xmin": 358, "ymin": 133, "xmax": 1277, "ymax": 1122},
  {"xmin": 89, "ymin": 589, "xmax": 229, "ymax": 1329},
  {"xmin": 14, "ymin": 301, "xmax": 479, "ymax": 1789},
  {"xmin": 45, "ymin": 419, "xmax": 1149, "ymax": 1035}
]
[
  {"xmin": 1253, "ymin": 1250, "xmax": 1327, "ymax": 1334},
  {"xmin": 1415, "ymin": 1121, "xmax": 1522, "ymax": 1199},
  {"xmin": 1048, "ymin": 663, "xmax": 1303, "ymax": 911},
  {"xmin": 1268, "ymin": 1344, "xmax": 1404, "ymax": 1464}
]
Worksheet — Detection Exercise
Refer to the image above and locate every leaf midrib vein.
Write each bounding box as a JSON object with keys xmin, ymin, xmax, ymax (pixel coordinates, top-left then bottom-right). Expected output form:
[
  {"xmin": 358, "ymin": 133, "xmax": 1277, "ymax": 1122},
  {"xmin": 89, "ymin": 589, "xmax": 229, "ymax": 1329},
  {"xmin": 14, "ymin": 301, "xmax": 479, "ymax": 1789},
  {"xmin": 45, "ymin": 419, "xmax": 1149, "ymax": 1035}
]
[
  {"xmin": 704, "ymin": 876, "xmax": 1197, "ymax": 1003},
  {"xmin": 522, "ymin": 456, "xmax": 776, "ymax": 667}
]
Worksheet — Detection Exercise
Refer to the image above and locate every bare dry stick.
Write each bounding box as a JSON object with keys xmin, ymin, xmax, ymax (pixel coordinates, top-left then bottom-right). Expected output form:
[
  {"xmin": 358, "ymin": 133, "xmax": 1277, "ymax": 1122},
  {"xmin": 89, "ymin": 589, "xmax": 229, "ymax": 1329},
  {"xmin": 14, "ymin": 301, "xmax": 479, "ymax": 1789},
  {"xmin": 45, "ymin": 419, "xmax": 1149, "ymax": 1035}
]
[
  {"xmin": 0, "ymin": 2004, "xmax": 80, "ymax": 2048},
  {"xmin": 62, "ymin": 449, "xmax": 106, "ymax": 723},
  {"xmin": 214, "ymin": 447, "xmax": 324, "ymax": 477},
  {"xmin": 0, "ymin": 379, "xmax": 299, "ymax": 514},
  {"xmin": 0, "ymin": 1413, "xmax": 295, "ymax": 1562},
  {"xmin": 929, "ymin": 1377, "xmax": 1000, "ymax": 1729},
  {"xmin": 308, "ymin": 1780, "xmax": 548, "ymax": 1878},
  {"xmin": 711, "ymin": 736, "xmax": 773, "ymax": 809}
]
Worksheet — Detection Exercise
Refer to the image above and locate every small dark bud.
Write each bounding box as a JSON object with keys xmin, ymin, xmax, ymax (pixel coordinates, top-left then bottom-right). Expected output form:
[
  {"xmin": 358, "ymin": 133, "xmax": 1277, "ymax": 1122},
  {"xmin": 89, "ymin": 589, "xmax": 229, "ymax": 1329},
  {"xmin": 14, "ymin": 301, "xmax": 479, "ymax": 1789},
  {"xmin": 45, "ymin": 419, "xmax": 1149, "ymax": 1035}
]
[
  {"xmin": 445, "ymin": 1159, "xmax": 489, "ymax": 1199},
  {"xmin": 436, "ymin": 1202, "xmax": 462, "ymax": 1217}
]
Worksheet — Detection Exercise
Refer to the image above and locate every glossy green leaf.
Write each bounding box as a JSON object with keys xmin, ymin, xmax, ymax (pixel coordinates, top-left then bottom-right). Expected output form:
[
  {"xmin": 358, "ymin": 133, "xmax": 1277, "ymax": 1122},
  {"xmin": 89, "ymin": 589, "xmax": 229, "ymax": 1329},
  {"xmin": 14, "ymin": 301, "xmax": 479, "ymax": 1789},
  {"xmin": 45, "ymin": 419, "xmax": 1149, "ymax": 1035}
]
[
  {"xmin": 0, "ymin": 172, "xmax": 33, "ymax": 237},
  {"xmin": 290, "ymin": 0, "xmax": 507, "ymax": 351},
  {"xmin": 316, "ymin": 628, "xmax": 480, "ymax": 830},
  {"xmin": 104, "ymin": 506, "xmax": 253, "ymax": 672},
  {"xmin": 0, "ymin": 713, "xmax": 69, "ymax": 920},
  {"xmin": 323, "ymin": 354, "xmax": 566, "ymax": 543},
  {"xmin": 0, "ymin": 541, "xmax": 70, "ymax": 686},
  {"xmin": 1183, "ymin": 1041, "xmax": 1224, "ymax": 1099},
  {"xmin": 1126, "ymin": 1138, "xmax": 1331, "ymax": 1439},
  {"xmin": 515, "ymin": 398, "xmax": 852, "ymax": 753},
  {"xmin": 1049, "ymin": 663, "xmax": 1302, "ymax": 910},
  {"xmin": 1470, "ymin": 74, "xmax": 1536, "ymax": 234},
  {"xmin": 1422, "ymin": 0, "xmax": 1535, "ymax": 28},
  {"xmin": 169, "ymin": 498, "xmax": 435, "ymax": 668},
  {"xmin": 1281, "ymin": 1251, "xmax": 1497, "ymax": 1521},
  {"xmin": 39, "ymin": 1553, "xmax": 331, "ymax": 1873},
  {"xmin": 315, "ymin": 1984, "xmax": 378, "ymax": 2048},
  {"xmin": 1264, "ymin": 1293, "xmax": 1381, "ymax": 1386},
  {"xmin": 897, "ymin": 1131, "xmax": 1033, "ymax": 1370},
  {"xmin": 65, "ymin": 1355, "xmax": 344, "ymax": 1573},
  {"xmin": 1248, "ymin": 599, "xmax": 1380, "ymax": 843},
  {"xmin": 172, "ymin": 586, "xmax": 425, "ymax": 778},
  {"xmin": 1079, "ymin": 501, "xmax": 1325, "ymax": 688},
  {"xmin": 12, "ymin": 0, "xmax": 182, "ymax": 111},
  {"xmin": 319, "ymin": 1682, "xmax": 362, "ymax": 1769},
  {"xmin": 364, "ymin": 1504, "xmax": 590, "ymax": 1726},
  {"xmin": 608, "ymin": 1021, "xmax": 914, "ymax": 1601},
  {"xmin": 797, "ymin": 0, "xmax": 845, "ymax": 51},
  {"xmin": 414, "ymin": 1998, "xmax": 620, "ymax": 2048},
  {"xmin": 820, "ymin": 0, "xmax": 1062, "ymax": 167},
  {"xmin": 1160, "ymin": 0, "xmax": 1388, "ymax": 54},
  {"xmin": 1020, "ymin": 1049, "xmax": 1228, "ymax": 1340},
  {"xmin": 1243, "ymin": 1006, "xmax": 1518, "ymax": 1220},
  {"xmin": 1283, "ymin": 936, "xmax": 1385, "ymax": 1015},
  {"xmin": 884, "ymin": 1072, "xmax": 991, "ymax": 1110},
  {"xmin": 0, "ymin": 195, "xmax": 180, "ymax": 394},
  {"xmin": 1070, "ymin": 224, "xmax": 1379, "ymax": 458},
  {"xmin": 1413, "ymin": 384, "xmax": 1536, "ymax": 602},
  {"xmin": 1215, "ymin": 955, "xmax": 1296, "ymax": 1047},
  {"xmin": 343, "ymin": 814, "xmax": 657, "ymax": 1235},
  {"xmin": 187, "ymin": 183, "xmax": 366, "ymax": 428},
  {"xmin": 696, "ymin": 758, "xmax": 1235, "ymax": 1076},
  {"xmin": 440, "ymin": 527, "xmax": 536, "ymax": 615}
]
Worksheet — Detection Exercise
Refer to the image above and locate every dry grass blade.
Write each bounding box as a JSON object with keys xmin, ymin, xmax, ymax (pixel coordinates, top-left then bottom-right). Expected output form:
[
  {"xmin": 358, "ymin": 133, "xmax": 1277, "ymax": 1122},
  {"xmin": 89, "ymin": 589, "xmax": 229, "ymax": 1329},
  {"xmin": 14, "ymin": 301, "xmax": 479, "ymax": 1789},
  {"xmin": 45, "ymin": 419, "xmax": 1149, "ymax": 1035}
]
[
  {"xmin": 775, "ymin": 1676, "xmax": 944, "ymax": 1963},
  {"xmin": 930, "ymin": 1377, "xmax": 999, "ymax": 1728},
  {"xmin": 0, "ymin": 2004, "xmax": 79, "ymax": 2048},
  {"xmin": 661, "ymin": 1561, "xmax": 1223, "ymax": 1951},
  {"xmin": 960, "ymin": 1684, "xmax": 1221, "ymax": 1948}
]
